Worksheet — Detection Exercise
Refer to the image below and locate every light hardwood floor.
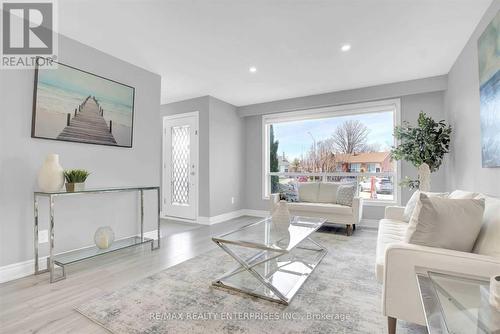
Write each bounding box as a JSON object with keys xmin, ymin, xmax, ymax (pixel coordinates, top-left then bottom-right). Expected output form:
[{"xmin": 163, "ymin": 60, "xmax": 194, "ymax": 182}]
[{"xmin": 0, "ymin": 216, "xmax": 262, "ymax": 334}]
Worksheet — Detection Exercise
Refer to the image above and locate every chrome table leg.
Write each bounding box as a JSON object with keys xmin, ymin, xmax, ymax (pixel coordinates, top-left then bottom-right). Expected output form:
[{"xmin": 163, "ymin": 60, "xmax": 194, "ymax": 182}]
[
  {"xmin": 140, "ymin": 189, "xmax": 144, "ymax": 242},
  {"xmin": 48, "ymin": 195, "xmax": 55, "ymax": 283},
  {"xmin": 33, "ymin": 195, "xmax": 47, "ymax": 275}
]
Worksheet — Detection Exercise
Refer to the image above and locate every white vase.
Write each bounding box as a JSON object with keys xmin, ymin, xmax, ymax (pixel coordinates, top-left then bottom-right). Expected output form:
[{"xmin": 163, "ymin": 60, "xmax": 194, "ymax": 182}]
[{"xmin": 37, "ymin": 154, "xmax": 64, "ymax": 192}]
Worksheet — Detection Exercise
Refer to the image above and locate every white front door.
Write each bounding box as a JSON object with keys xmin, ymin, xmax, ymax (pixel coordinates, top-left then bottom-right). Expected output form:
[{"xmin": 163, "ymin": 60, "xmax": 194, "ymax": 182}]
[{"xmin": 162, "ymin": 113, "xmax": 198, "ymax": 220}]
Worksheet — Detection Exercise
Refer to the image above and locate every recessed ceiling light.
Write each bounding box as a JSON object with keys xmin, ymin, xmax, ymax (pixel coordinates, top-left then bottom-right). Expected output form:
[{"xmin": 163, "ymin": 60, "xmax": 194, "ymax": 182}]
[
  {"xmin": 341, "ymin": 44, "xmax": 351, "ymax": 52},
  {"xmin": 249, "ymin": 66, "xmax": 257, "ymax": 73}
]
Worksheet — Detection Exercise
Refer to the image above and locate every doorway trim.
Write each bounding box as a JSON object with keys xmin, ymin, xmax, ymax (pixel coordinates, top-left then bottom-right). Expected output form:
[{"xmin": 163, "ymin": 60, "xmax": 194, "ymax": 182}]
[{"xmin": 162, "ymin": 111, "xmax": 199, "ymax": 221}]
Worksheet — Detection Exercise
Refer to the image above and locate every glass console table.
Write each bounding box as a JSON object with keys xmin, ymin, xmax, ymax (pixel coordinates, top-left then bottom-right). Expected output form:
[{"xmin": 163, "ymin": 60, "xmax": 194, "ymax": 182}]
[
  {"xmin": 212, "ymin": 216, "xmax": 327, "ymax": 305},
  {"xmin": 416, "ymin": 271, "xmax": 500, "ymax": 334},
  {"xmin": 34, "ymin": 186, "xmax": 161, "ymax": 283}
]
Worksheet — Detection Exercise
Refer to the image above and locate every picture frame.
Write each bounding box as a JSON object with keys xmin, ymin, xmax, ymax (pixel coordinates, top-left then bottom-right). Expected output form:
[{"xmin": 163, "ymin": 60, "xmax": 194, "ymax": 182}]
[{"xmin": 31, "ymin": 58, "xmax": 135, "ymax": 148}]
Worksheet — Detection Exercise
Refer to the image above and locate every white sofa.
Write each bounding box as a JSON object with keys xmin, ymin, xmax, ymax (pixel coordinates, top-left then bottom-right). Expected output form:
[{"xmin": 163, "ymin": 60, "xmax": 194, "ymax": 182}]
[
  {"xmin": 376, "ymin": 190, "xmax": 500, "ymax": 333},
  {"xmin": 270, "ymin": 182, "xmax": 362, "ymax": 235}
]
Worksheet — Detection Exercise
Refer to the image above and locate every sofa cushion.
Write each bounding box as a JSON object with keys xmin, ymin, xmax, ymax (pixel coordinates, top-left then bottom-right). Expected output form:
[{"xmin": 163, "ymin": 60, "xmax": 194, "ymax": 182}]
[
  {"xmin": 376, "ymin": 218, "xmax": 408, "ymax": 282},
  {"xmin": 336, "ymin": 184, "xmax": 356, "ymax": 207},
  {"xmin": 287, "ymin": 202, "xmax": 352, "ymax": 215},
  {"xmin": 317, "ymin": 182, "xmax": 340, "ymax": 203},
  {"xmin": 473, "ymin": 195, "xmax": 500, "ymax": 258},
  {"xmin": 297, "ymin": 182, "xmax": 319, "ymax": 202},
  {"xmin": 403, "ymin": 190, "xmax": 448, "ymax": 222},
  {"xmin": 405, "ymin": 194, "xmax": 485, "ymax": 252},
  {"xmin": 449, "ymin": 189, "xmax": 480, "ymax": 199}
]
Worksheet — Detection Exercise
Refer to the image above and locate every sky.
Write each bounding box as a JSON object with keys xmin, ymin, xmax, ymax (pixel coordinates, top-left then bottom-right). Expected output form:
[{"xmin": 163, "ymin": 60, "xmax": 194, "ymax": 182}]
[
  {"xmin": 273, "ymin": 111, "xmax": 394, "ymax": 160},
  {"xmin": 39, "ymin": 63, "xmax": 134, "ymax": 109}
]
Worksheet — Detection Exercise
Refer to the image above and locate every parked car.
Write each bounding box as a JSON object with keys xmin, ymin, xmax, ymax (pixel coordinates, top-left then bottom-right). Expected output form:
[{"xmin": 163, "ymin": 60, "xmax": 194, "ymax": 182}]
[
  {"xmin": 359, "ymin": 178, "xmax": 393, "ymax": 194},
  {"xmin": 377, "ymin": 178, "xmax": 393, "ymax": 194}
]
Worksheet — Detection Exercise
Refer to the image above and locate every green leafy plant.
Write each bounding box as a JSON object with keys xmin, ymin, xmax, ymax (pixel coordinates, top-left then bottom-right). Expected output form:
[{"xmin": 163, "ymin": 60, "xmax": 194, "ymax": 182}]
[
  {"xmin": 391, "ymin": 112, "xmax": 451, "ymax": 189},
  {"xmin": 64, "ymin": 169, "xmax": 90, "ymax": 183},
  {"xmin": 270, "ymin": 125, "xmax": 280, "ymax": 193}
]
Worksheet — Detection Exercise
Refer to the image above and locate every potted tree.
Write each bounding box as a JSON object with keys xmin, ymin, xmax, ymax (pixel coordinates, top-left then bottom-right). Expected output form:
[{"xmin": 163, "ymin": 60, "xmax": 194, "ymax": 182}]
[
  {"xmin": 64, "ymin": 169, "xmax": 90, "ymax": 192},
  {"xmin": 391, "ymin": 112, "xmax": 451, "ymax": 191}
]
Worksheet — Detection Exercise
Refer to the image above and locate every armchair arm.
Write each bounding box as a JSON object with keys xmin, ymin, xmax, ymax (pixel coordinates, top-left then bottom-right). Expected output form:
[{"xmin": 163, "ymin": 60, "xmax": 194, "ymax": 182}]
[
  {"xmin": 384, "ymin": 206, "xmax": 406, "ymax": 221},
  {"xmin": 382, "ymin": 242, "xmax": 500, "ymax": 326},
  {"xmin": 352, "ymin": 197, "xmax": 363, "ymax": 224}
]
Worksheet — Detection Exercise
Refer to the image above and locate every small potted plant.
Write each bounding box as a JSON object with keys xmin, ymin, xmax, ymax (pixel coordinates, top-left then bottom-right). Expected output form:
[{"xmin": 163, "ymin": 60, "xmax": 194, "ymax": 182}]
[{"xmin": 64, "ymin": 169, "xmax": 90, "ymax": 192}]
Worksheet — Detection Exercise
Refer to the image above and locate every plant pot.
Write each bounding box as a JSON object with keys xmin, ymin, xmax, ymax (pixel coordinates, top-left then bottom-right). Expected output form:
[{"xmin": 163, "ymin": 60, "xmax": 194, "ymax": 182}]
[{"xmin": 65, "ymin": 182, "xmax": 85, "ymax": 192}]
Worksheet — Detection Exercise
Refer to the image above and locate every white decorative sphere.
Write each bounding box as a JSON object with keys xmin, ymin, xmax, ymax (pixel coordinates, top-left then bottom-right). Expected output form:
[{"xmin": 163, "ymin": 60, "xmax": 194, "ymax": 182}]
[{"xmin": 94, "ymin": 226, "xmax": 115, "ymax": 249}]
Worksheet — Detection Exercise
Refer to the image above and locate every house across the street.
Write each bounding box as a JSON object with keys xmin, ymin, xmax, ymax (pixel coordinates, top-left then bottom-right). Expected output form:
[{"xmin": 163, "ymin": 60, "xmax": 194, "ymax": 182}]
[{"xmin": 334, "ymin": 152, "xmax": 393, "ymax": 173}]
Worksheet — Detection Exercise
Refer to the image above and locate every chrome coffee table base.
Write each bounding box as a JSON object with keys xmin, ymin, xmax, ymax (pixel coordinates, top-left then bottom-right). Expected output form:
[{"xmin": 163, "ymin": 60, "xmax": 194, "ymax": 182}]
[{"xmin": 212, "ymin": 236, "xmax": 327, "ymax": 305}]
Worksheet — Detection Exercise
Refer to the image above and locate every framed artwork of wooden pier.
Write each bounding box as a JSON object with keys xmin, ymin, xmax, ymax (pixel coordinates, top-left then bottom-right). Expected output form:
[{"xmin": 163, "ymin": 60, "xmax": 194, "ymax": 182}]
[{"xmin": 31, "ymin": 58, "xmax": 135, "ymax": 147}]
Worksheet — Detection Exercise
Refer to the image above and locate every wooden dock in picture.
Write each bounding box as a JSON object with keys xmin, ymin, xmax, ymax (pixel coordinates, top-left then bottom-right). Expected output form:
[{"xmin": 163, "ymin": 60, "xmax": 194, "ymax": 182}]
[{"xmin": 57, "ymin": 96, "xmax": 117, "ymax": 145}]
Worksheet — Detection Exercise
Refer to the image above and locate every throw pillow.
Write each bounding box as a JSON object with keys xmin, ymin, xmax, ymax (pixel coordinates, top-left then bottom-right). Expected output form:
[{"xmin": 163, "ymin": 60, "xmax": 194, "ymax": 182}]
[
  {"xmin": 336, "ymin": 184, "xmax": 356, "ymax": 207},
  {"xmin": 298, "ymin": 182, "xmax": 319, "ymax": 202},
  {"xmin": 277, "ymin": 182, "xmax": 298, "ymax": 202},
  {"xmin": 403, "ymin": 190, "xmax": 448, "ymax": 222},
  {"xmin": 405, "ymin": 193, "xmax": 485, "ymax": 252}
]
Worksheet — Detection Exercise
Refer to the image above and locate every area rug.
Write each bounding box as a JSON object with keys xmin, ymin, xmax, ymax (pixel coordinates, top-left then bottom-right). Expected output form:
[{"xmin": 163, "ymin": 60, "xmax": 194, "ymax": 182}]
[{"xmin": 76, "ymin": 228, "xmax": 425, "ymax": 333}]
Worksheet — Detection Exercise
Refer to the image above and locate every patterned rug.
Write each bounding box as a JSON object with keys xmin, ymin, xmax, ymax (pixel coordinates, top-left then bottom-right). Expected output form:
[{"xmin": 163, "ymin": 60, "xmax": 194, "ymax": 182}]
[{"xmin": 76, "ymin": 228, "xmax": 426, "ymax": 333}]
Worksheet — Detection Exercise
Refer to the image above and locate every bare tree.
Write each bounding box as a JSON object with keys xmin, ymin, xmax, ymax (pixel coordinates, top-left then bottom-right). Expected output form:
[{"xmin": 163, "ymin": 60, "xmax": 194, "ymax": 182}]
[
  {"xmin": 290, "ymin": 158, "xmax": 301, "ymax": 172},
  {"xmin": 331, "ymin": 120, "xmax": 370, "ymax": 154}
]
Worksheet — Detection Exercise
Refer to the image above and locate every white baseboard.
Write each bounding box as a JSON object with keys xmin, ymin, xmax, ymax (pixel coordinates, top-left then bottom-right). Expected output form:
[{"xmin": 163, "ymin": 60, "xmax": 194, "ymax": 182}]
[
  {"xmin": 161, "ymin": 215, "xmax": 198, "ymax": 224},
  {"xmin": 0, "ymin": 258, "xmax": 45, "ymax": 284}
]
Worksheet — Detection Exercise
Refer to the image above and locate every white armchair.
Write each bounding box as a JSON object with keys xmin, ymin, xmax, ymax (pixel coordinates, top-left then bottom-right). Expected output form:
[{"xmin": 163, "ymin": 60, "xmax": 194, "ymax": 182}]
[{"xmin": 376, "ymin": 193, "xmax": 500, "ymax": 333}]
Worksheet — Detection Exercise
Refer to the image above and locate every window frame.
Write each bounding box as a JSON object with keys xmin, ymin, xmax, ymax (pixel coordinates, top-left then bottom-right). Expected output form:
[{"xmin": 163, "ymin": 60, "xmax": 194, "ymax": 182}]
[{"xmin": 262, "ymin": 98, "xmax": 402, "ymax": 206}]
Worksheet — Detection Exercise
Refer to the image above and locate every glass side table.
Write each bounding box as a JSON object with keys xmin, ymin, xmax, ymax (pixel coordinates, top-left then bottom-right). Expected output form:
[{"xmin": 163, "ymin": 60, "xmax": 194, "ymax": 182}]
[
  {"xmin": 416, "ymin": 271, "xmax": 500, "ymax": 334},
  {"xmin": 34, "ymin": 186, "xmax": 161, "ymax": 283}
]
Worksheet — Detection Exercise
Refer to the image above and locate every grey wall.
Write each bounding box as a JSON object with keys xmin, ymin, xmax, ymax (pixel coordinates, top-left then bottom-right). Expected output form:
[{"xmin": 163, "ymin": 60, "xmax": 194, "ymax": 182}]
[
  {"xmin": 444, "ymin": 0, "xmax": 500, "ymax": 197},
  {"xmin": 208, "ymin": 97, "xmax": 245, "ymax": 216},
  {"xmin": 238, "ymin": 75, "xmax": 447, "ymax": 117},
  {"xmin": 160, "ymin": 96, "xmax": 211, "ymax": 217},
  {"xmin": 0, "ymin": 35, "xmax": 161, "ymax": 267},
  {"xmin": 160, "ymin": 96, "xmax": 245, "ymax": 218},
  {"xmin": 240, "ymin": 79, "xmax": 447, "ymax": 219}
]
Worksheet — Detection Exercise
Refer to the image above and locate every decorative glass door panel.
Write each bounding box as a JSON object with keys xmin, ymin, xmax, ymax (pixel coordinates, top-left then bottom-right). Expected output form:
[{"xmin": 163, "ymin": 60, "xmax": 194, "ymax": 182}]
[{"xmin": 171, "ymin": 125, "xmax": 190, "ymax": 205}]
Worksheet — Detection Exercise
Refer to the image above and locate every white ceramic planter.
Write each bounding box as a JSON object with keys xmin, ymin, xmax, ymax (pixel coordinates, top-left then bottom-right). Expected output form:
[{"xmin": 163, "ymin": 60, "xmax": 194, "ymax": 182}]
[{"xmin": 38, "ymin": 154, "xmax": 64, "ymax": 192}]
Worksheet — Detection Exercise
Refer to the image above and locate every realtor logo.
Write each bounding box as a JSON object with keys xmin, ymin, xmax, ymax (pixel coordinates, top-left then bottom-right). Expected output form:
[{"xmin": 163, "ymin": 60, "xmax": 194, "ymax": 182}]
[{"xmin": 1, "ymin": 0, "xmax": 57, "ymax": 69}]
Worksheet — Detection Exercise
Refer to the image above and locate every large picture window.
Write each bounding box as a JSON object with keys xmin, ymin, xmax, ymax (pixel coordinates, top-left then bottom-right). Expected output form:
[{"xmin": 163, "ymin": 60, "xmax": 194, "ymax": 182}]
[{"xmin": 263, "ymin": 99, "xmax": 401, "ymax": 204}]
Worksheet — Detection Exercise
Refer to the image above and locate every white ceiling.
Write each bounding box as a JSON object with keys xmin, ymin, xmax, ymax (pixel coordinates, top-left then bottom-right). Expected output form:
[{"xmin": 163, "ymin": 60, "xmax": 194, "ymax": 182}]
[{"xmin": 57, "ymin": 0, "xmax": 492, "ymax": 106}]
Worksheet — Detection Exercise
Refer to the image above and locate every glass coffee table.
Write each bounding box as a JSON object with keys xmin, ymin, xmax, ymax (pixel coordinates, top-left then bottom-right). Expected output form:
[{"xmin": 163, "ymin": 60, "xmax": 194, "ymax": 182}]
[
  {"xmin": 212, "ymin": 216, "xmax": 327, "ymax": 305},
  {"xmin": 416, "ymin": 271, "xmax": 500, "ymax": 334}
]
